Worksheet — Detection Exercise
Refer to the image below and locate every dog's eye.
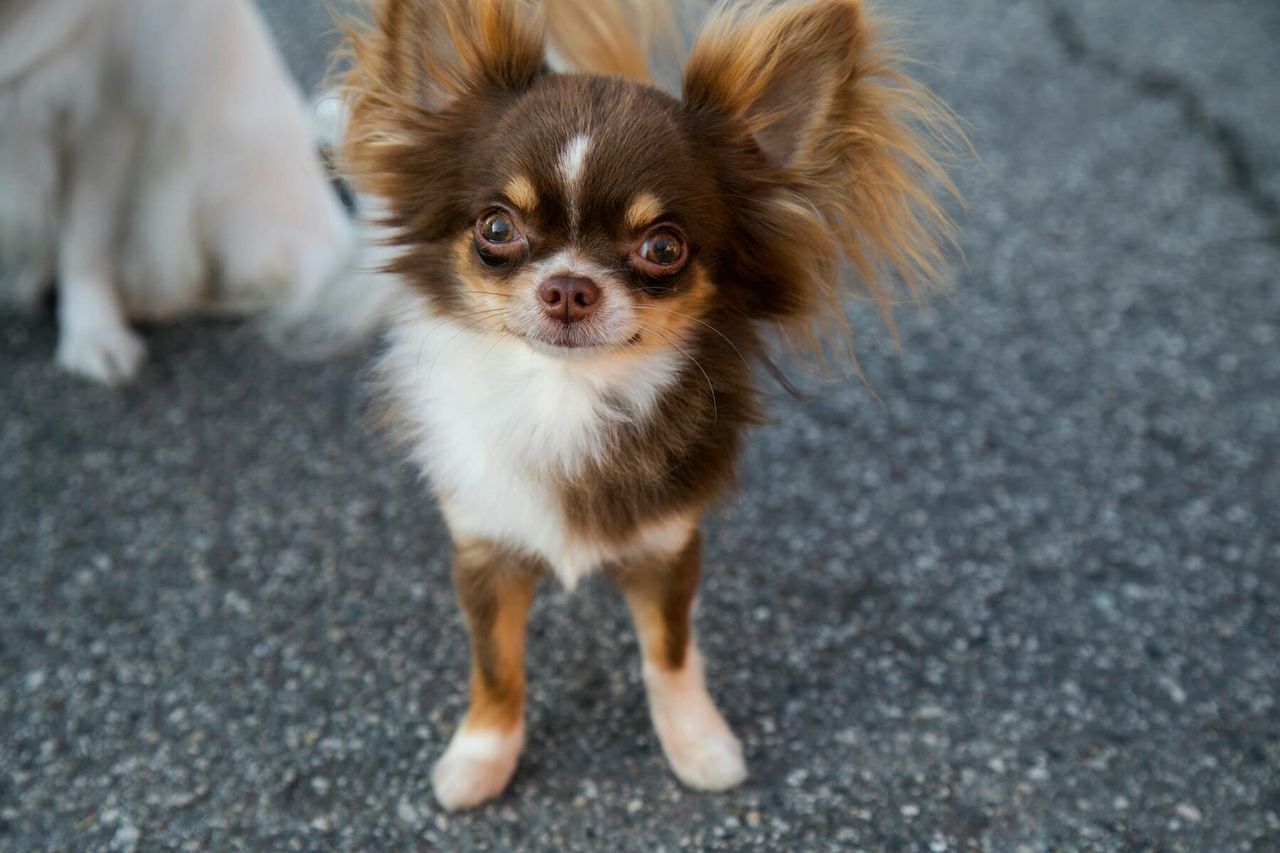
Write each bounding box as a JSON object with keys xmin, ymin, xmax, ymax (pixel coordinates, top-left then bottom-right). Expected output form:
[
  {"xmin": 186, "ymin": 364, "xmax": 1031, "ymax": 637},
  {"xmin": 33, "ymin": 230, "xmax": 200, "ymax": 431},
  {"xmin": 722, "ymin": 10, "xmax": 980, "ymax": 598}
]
[
  {"xmin": 479, "ymin": 211, "xmax": 518, "ymax": 244},
  {"xmin": 474, "ymin": 208, "xmax": 527, "ymax": 268},
  {"xmin": 634, "ymin": 227, "xmax": 688, "ymax": 276},
  {"xmin": 643, "ymin": 233, "xmax": 682, "ymax": 265}
]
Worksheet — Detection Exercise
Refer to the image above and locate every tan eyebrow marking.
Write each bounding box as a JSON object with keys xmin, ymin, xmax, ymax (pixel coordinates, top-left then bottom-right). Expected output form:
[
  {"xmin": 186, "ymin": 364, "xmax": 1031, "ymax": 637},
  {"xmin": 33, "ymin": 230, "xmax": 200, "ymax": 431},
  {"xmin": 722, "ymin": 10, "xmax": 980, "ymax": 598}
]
[
  {"xmin": 625, "ymin": 192, "xmax": 664, "ymax": 231},
  {"xmin": 504, "ymin": 174, "xmax": 538, "ymax": 211}
]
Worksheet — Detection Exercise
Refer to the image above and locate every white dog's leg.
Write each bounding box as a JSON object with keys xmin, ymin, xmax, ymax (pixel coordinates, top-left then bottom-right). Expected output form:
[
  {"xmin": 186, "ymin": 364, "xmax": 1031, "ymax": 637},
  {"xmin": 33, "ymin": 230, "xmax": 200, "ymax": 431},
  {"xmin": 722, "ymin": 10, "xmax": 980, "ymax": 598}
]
[
  {"xmin": 55, "ymin": 121, "xmax": 145, "ymax": 385},
  {"xmin": 618, "ymin": 535, "xmax": 747, "ymax": 792},
  {"xmin": 432, "ymin": 723, "xmax": 527, "ymax": 813},
  {"xmin": 56, "ymin": 274, "xmax": 145, "ymax": 386},
  {"xmin": 117, "ymin": 153, "xmax": 205, "ymax": 323},
  {"xmin": 431, "ymin": 541, "xmax": 537, "ymax": 812},
  {"xmin": 641, "ymin": 648, "xmax": 747, "ymax": 791}
]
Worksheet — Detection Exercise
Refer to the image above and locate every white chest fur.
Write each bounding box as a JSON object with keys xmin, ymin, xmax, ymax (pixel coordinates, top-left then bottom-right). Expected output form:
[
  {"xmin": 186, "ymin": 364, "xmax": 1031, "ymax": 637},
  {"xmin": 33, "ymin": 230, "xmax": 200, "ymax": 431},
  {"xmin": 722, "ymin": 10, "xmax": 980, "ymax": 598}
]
[{"xmin": 382, "ymin": 300, "xmax": 693, "ymax": 587}]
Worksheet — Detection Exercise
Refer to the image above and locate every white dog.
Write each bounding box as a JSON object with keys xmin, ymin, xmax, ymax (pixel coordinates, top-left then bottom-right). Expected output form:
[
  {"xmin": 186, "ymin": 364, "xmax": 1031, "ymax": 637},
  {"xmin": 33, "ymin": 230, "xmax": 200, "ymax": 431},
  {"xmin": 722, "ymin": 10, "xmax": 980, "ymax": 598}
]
[{"xmin": 0, "ymin": 0, "xmax": 364, "ymax": 385}]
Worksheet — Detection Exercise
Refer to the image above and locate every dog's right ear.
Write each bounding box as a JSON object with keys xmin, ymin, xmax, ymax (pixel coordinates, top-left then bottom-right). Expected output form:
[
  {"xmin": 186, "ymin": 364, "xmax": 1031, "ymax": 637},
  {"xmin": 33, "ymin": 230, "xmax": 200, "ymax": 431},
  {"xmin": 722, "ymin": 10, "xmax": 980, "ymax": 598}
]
[
  {"xmin": 343, "ymin": 0, "xmax": 544, "ymax": 112},
  {"xmin": 336, "ymin": 0, "xmax": 546, "ymax": 220}
]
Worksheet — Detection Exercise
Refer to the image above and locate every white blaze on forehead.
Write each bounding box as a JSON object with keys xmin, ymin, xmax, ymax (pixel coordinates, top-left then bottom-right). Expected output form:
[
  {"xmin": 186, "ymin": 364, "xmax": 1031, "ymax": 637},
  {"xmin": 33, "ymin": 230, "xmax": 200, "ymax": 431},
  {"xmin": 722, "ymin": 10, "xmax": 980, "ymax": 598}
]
[
  {"xmin": 559, "ymin": 133, "xmax": 591, "ymax": 184},
  {"xmin": 558, "ymin": 133, "xmax": 592, "ymax": 229}
]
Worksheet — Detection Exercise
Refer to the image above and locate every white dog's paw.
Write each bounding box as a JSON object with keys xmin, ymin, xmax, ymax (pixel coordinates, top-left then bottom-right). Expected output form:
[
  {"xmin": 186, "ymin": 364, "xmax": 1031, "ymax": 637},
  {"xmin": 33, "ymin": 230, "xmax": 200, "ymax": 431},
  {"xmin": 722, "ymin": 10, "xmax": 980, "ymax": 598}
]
[
  {"xmin": 56, "ymin": 321, "xmax": 146, "ymax": 386},
  {"xmin": 655, "ymin": 704, "xmax": 747, "ymax": 791},
  {"xmin": 644, "ymin": 655, "xmax": 748, "ymax": 792},
  {"xmin": 430, "ymin": 725, "xmax": 524, "ymax": 812}
]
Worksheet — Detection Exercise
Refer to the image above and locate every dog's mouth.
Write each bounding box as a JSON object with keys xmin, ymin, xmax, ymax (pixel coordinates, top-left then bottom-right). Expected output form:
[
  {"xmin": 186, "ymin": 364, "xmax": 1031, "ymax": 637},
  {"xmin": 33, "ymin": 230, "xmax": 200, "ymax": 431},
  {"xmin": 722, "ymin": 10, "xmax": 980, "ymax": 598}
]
[
  {"xmin": 490, "ymin": 282, "xmax": 646, "ymax": 357},
  {"xmin": 535, "ymin": 326, "xmax": 597, "ymax": 350},
  {"xmin": 505, "ymin": 323, "xmax": 642, "ymax": 356}
]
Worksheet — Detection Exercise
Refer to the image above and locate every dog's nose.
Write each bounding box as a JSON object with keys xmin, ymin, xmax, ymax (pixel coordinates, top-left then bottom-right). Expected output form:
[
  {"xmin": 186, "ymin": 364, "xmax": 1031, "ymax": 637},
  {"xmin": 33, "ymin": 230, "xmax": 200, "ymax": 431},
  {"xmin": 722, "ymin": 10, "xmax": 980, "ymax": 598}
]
[{"xmin": 538, "ymin": 275, "xmax": 601, "ymax": 323}]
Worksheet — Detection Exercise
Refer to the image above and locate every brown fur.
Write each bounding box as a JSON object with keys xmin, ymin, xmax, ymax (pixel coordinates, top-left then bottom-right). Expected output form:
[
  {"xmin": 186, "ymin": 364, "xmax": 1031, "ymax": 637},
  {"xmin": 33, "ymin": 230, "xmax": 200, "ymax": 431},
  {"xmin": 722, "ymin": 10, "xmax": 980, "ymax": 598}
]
[
  {"xmin": 340, "ymin": 0, "xmax": 958, "ymax": 327},
  {"xmin": 614, "ymin": 531, "xmax": 703, "ymax": 670},
  {"xmin": 338, "ymin": 0, "xmax": 961, "ymax": 798},
  {"xmin": 336, "ymin": 0, "xmax": 545, "ymax": 210},
  {"xmin": 543, "ymin": 0, "xmax": 679, "ymax": 83},
  {"xmin": 341, "ymin": 0, "xmax": 961, "ymax": 601},
  {"xmin": 344, "ymin": 0, "xmax": 961, "ymax": 598},
  {"xmin": 453, "ymin": 538, "xmax": 542, "ymax": 731},
  {"xmin": 556, "ymin": 303, "xmax": 760, "ymax": 544},
  {"xmin": 682, "ymin": 0, "xmax": 962, "ymax": 350}
]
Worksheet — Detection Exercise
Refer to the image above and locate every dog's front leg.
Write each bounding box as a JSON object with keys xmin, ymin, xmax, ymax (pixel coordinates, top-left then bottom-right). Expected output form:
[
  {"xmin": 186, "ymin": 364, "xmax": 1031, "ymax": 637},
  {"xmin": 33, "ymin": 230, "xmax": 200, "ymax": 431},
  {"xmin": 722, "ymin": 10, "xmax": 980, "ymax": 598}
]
[
  {"xmin": 615, "ymin": 531, "xmax": 747, "ymax": 792},
  {"xmin": 432, "ymin": 538, "xmax": 540, "ymax": 812},
  {"xmin": 55, "ymin": 119, "xmax": 145, "ymax": 385}
]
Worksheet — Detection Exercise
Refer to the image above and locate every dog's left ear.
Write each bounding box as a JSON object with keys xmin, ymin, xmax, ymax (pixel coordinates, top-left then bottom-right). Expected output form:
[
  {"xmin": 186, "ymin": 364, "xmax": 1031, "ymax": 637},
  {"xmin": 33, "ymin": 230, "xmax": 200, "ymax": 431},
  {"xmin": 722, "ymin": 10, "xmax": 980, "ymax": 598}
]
[
  {"xmin": 683, "ymin": 0, "xmax": 865, "ymax": 171},
  {"xmin": 683, "ymin": 0, "xmax": 961, "ymax": 344}
]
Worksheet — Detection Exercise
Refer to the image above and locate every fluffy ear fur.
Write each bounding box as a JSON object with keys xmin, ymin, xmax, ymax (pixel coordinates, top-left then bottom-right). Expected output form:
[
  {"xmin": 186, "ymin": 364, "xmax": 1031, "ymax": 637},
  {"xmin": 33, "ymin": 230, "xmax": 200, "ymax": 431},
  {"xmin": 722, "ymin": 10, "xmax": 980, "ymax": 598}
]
[
  {"xmin": 542, "ymin": 0, "xmax": 680, "ymax": 84},
  {"xmin": 336, "ymin": 0, "xmax": 688, "ymax": 239},
  {"xmin": 337, "ymin": 0, "xmax": 545, "ymax": 201},
  {"xmin": 351, "ymin": 0, "xmax": 543, "ymax": 110},
  {"xmin": 683, "ymin": 0, "xmax": 961, "ymax": 350}
]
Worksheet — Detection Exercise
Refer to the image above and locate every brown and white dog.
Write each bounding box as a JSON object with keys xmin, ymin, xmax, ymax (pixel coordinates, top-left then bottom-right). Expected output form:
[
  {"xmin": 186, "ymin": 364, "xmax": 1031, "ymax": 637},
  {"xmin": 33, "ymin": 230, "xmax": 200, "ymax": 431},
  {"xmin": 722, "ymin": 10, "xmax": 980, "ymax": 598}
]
[{"xmin": 336, "ymin": 0, "xmax": 958, "ymax": 810}]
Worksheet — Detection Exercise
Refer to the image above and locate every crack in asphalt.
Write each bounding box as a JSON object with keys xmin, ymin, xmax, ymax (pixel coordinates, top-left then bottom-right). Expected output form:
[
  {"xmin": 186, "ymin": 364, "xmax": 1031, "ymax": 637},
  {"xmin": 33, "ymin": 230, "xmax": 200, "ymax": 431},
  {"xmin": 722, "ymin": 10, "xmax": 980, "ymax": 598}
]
[{"xmin": 1048, "ymin": 6, "xmax": 1280, "ymax": 243}]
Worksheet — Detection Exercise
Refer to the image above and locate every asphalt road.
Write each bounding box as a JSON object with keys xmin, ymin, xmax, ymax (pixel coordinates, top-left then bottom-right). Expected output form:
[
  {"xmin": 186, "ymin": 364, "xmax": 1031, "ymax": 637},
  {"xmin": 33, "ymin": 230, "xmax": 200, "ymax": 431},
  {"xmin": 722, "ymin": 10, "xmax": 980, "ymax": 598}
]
[{"xmin": 3, "ymin": 1, "xmax": 1278, "ymax": 850}]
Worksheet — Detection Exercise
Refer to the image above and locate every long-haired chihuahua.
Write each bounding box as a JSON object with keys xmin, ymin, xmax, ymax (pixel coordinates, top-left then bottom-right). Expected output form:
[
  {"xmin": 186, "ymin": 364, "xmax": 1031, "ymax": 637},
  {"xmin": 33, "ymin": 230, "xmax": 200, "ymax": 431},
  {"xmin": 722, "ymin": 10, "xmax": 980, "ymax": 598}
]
[{"xmin": 335, "ymin": 0, "xmax": 959, "ymax": 810}]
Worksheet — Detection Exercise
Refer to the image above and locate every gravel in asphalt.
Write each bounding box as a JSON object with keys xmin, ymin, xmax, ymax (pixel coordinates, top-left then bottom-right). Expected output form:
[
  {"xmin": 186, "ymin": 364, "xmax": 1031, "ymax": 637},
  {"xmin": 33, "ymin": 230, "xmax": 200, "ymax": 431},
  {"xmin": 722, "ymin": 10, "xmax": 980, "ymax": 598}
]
[{"xmin": 2, "ymin": 0, "xmax": 1278, "ymax": 849}]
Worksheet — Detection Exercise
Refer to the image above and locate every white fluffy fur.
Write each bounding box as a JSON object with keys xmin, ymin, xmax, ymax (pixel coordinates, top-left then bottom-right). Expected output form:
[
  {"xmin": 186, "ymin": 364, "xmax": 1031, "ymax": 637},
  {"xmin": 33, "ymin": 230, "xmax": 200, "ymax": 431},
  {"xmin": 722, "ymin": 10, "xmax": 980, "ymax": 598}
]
[
  {"xmin": 0, "ymin": 0, "xmax": 368, "ymax": 384},
  {"xmin": 643, "ymin": 648, "xmax": 747, "ymax": 790},
  {"xmin": 382, "ymin": 292, "xmax": 694, "ymax": 589},
  {"xmin": 558, "ymin": 133, "xmax": 592, "ymax": 230},
  {"xmin": 503, "ymin": 247, "xmax": 647, "ymax": 352},
  {"xmin": 431, "ymin": 724, "xmax": 526, "ymax": 812}
]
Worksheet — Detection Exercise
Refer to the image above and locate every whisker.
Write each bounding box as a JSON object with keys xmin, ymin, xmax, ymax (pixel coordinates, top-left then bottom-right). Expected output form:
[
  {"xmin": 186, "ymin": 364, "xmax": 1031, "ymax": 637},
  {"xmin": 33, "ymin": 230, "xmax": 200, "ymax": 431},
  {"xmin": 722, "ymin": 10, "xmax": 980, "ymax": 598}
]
[
  {"xmin": 413, "ymin": 307, "xmax": 508, "ymax": 374},
  {"xmin": 637, "ymin": 321, "xmax": 718, "ymax": 425},
  {"xmin": 479, "ymin": 321, "xmax": 517, "ymax": 363},
  {"xmin": 631, "ymin": 305, "xmax": 752, "ymax": 374},
  {"xmin": 423, "ymin": 310, "xmax": 519, "ymax": 390}
]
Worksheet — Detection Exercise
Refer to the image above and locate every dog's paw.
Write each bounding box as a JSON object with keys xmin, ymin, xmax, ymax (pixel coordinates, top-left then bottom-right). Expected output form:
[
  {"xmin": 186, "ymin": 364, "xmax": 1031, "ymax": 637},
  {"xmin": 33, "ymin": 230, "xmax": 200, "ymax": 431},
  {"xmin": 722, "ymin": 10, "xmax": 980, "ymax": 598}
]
[
  {"xmin": 430, "ymin": 725, "xmax": 524, "ymax": 812},
  {"xmin": 666, "ymin": 727, "xmax": 747, "ymax": 791},
  {"xmin": 56, "ymin": 321, "xmax": 146, "ymax": 386},
  {"xmin": 655, "ymin": 704, "xmax": 747, "ymax": 791},
  {"xmin": 644, "ymin": 655, "xmax": 748, "ymax": 792}
]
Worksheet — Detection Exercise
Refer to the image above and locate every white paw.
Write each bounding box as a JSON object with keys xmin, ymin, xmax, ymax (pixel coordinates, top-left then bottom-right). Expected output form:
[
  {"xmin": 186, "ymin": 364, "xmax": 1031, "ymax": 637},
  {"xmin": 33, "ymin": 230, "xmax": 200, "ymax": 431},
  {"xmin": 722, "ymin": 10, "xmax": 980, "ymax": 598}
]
[
  {"xmin": 56, "ymin": 321, "xmax": 146, "ymax": 386},
  {"xmin": 656, "ymin": 707, "xmax": 747, "ymax": 791},
  {"xmin": 430, "ymin": 725, "xmax": 524, "ymax": 812},
  {"xmin": 644, "ymin": 655, "xmax": 748, "ymax": 792}
]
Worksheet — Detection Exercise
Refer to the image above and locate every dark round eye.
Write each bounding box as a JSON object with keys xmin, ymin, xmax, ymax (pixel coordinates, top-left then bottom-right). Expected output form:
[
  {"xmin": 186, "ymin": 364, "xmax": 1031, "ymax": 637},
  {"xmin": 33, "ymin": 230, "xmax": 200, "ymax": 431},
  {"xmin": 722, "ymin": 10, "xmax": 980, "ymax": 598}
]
[
  {"xmin": 643, "ymin": 232, "xmax": 682, "ymax": 265},
  {"xmin": 636, "ymin": 228, "xmax": 687, "ymax": 274},
  {"xmin": 479, "ymin": 211, "xmax": 517, "ymax": 244}
]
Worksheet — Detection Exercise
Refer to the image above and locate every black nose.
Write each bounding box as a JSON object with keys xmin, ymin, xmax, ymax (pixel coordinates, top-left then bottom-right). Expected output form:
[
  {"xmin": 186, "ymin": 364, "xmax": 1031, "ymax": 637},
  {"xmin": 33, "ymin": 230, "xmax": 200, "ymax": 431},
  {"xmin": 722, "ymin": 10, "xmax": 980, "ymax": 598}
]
[{"xmin": 538, "ymin": 275, "xmax": 601, "ymax": 323}]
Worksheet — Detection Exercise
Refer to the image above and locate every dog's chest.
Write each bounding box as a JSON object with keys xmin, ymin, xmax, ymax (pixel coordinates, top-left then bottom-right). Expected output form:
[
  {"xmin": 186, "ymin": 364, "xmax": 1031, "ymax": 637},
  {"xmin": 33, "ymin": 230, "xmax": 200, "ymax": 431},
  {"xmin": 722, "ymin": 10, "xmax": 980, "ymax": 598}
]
[{"xmin": 384, "ymin": 313, "xmax": 681, "ymax": 586}]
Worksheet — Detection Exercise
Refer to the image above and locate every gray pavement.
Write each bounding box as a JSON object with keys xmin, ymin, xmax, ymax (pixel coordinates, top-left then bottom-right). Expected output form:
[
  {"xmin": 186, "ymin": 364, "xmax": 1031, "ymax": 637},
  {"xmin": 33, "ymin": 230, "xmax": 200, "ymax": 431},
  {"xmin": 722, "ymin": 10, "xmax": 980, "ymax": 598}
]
[{"xmin": 2, "ymin": 0, "xmax": 1278, "ymax": 850}]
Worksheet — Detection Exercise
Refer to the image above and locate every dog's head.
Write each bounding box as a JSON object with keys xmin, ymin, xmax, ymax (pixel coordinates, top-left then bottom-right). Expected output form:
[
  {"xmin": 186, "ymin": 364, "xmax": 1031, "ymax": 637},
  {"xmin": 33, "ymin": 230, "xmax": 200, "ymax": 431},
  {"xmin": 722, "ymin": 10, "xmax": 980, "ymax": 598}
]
[{"xmin": 342, "ymin": 0, "xmax": 958, "ymax": 360}]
